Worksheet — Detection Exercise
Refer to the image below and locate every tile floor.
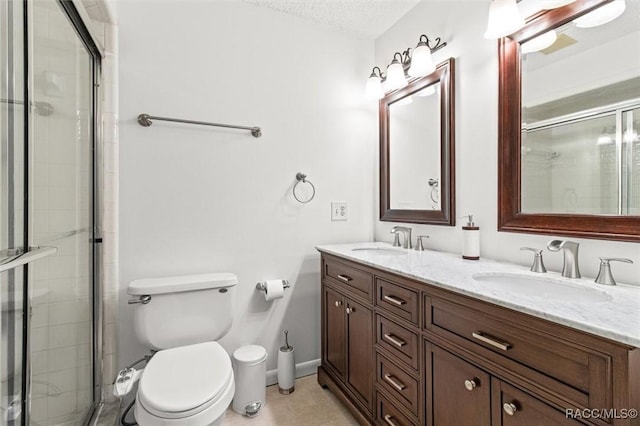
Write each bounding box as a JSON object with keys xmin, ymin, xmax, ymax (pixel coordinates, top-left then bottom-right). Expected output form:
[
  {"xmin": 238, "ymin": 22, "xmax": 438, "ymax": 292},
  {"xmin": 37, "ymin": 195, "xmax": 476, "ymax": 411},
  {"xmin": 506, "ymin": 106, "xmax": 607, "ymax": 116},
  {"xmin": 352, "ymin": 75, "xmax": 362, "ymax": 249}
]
[{"xmin": 224, "ymin": 374, "xmax": 358, "ymax": 426}]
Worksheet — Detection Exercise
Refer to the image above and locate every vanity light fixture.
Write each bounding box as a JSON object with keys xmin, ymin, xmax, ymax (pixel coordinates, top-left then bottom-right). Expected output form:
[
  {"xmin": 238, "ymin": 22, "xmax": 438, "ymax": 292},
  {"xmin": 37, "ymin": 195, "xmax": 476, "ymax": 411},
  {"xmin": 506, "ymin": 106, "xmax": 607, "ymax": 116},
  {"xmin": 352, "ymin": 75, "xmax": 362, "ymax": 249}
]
[
  {"xmin": 365, "ymin": 34, "xmax": 446, "ymax": 100},
  {"xmin": 484, "ymin": 0, "xmax": 579, "ymax": 40},
  {"xmin": 521, "ymin": 29, "xmax": 558, "ymax": 53},
  {"xmin": 408, "ymin": 35, "xmax": 437, "ymax": 77},
  {"xmin": 573, "ymin": 0, "xmax": 626, "ymax": 27},
  {"xmin": 484, "ymin": 0, "xmax": 525, "ymax": 39},
  {"xmin": 386, "ymin": 52, "xmax": 409, "ymax": 91}
]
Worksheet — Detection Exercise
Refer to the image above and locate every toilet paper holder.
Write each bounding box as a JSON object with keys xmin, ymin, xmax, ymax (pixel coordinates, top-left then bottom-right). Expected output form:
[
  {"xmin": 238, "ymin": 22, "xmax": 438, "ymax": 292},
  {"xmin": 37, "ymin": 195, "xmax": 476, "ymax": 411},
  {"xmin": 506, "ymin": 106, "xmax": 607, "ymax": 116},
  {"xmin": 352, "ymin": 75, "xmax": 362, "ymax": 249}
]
[{"xmin": 255, "ymin": 280, "xmax": 290, "ymax": 292}]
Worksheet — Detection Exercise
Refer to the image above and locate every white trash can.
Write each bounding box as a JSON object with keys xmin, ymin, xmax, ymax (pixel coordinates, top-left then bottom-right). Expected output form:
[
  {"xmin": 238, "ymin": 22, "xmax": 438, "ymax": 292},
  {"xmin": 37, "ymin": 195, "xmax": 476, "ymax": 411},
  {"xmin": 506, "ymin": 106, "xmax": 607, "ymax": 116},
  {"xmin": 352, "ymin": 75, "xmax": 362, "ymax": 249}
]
[{"xmin": 232, "ymin": 345, "xmax": 268, "ymax": 417}]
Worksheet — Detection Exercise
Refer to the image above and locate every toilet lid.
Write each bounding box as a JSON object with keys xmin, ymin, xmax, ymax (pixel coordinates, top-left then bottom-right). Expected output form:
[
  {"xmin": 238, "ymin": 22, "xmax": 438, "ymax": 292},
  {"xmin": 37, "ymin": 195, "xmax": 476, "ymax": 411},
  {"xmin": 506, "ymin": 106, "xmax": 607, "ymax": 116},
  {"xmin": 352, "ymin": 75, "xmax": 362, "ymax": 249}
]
[{"xmin": 138, "ymin": 342, "xmax": 232, "ymax": 418}]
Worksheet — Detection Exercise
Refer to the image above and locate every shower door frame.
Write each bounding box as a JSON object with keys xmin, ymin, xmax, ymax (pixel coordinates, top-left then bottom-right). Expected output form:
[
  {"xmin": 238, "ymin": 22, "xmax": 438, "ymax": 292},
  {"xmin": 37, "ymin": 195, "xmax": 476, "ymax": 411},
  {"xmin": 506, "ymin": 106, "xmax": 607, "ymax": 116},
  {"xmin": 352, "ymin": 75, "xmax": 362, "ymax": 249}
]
[{"xmin": 21, "ymin": 0, "xmax": 104, "ymax": 424}]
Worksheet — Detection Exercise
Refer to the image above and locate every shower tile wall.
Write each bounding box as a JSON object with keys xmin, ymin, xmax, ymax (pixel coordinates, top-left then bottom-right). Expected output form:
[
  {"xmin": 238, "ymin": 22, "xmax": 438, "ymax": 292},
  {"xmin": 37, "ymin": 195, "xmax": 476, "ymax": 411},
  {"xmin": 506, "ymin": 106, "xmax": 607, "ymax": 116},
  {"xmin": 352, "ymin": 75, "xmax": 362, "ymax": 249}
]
[
  {"xmin": 522, "ymin": 124, "xmax": 618, "ymax": 215},
  {"xmin": 29, "ymin": 2, "xmax": 95, "ymax": 424}
]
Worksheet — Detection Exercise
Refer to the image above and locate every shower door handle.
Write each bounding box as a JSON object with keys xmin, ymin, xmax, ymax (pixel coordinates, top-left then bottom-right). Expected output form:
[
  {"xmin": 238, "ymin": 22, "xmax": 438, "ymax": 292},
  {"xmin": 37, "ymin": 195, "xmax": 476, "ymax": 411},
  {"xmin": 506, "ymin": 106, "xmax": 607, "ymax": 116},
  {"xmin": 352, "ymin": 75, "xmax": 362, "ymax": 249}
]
[{"xmin": 0, "ymin": 246, "xmax": 57, "ymax": 273}]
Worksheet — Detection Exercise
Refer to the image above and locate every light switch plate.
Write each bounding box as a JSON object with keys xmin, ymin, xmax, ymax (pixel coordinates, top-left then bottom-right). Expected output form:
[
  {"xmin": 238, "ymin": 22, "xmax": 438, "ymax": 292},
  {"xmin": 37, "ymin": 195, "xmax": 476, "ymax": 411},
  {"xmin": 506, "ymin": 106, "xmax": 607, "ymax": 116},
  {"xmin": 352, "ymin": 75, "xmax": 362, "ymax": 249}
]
[{"xmin": 331, "ymin": 202, "xmax": 348, "ymax": 221}]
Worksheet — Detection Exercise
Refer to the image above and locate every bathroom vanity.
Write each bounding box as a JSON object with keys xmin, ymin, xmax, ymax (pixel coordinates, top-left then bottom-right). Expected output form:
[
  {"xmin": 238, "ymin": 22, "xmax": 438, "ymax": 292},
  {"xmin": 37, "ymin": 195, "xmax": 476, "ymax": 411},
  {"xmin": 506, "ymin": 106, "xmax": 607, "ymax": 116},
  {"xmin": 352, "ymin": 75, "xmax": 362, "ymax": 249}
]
[{"xmin": 316, "ymin": 243, "xmax": 640, "ymax": 426}]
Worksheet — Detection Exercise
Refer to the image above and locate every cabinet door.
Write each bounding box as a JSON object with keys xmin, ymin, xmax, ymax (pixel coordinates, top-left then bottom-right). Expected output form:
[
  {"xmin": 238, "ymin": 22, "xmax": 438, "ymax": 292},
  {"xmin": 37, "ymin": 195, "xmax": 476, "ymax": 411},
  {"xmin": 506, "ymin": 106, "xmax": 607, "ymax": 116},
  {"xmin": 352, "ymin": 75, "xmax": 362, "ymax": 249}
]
[
  {"xmin": 347, "ymin": 298, "xmax": 374, "ymax": 411},
  {"xmin": 492, "ymin": 379, "xmax": 584, "ymax": 426},
  {"xmin": 323, "ymin": 286, "xmax": 346, "ymax": 379},
  {"xmin": 429, "ymin": 344, "xmax": 491, "ymax": 426}
]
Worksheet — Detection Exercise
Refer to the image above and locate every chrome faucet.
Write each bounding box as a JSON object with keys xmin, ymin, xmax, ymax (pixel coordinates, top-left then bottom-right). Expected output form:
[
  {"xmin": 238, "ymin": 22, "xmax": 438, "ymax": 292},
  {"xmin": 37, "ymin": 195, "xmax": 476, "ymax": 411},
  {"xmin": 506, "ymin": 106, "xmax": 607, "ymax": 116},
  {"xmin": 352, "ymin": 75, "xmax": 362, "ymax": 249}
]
[
  {"xmin": 415, "ymin": 235, "xmax": 429, "ymax": 251},
  {"xmin": 595, "ymin": 257, "xmax": 633, "ymax": 286},
  {"xmin": 520, "ymin": 247, "xmax": 547, "ymax": 273},
  {"xmin": 547, "ymin": 240, "xmax": 581, "ymax": 278},
  {"xmin": 390, "ymin": 226, "xmax": 412, "ymax": 249}
]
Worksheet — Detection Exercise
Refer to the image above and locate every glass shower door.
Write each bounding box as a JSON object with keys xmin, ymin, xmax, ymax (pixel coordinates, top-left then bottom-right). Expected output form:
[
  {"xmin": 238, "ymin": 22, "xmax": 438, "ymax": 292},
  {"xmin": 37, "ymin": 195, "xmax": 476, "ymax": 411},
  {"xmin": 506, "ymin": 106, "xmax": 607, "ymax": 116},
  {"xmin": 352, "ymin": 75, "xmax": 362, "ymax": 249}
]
[
  {"xmin": 28, "ymin": 1, "xmax": 96, "ymax": 424},
  {"xmin": 1, "ymin": 0, "xmax": 27, "ymax": 423},
  {"xmin": 1, "ymin": 0, "xmax": 99, "ymax": 424}
]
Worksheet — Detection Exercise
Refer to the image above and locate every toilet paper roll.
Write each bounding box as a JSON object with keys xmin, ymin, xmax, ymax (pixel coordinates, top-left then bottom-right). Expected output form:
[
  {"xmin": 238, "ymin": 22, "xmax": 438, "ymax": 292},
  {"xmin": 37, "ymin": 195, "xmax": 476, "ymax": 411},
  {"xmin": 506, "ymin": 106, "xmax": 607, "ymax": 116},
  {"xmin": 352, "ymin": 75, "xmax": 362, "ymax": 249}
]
[
  {"xmin": 277, "ymin": 348, "xmax": 295, "ymax": 393},
  {"xmin": 264, "ymin": 280, "xmax": 285, "ymax": 301}
]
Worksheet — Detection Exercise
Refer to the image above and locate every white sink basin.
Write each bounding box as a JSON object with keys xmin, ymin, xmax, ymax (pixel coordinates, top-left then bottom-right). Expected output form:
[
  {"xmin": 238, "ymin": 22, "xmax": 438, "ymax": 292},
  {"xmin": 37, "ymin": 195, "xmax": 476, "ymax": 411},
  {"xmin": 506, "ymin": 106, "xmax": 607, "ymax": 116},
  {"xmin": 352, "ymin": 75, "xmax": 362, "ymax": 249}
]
[
  {"xmin": 472, "ymin": 273, "xmax": 613, "ymax": 303},
  {"xmin": 351, "ymin": 247, "xmax": 407, "ymax": 256}
]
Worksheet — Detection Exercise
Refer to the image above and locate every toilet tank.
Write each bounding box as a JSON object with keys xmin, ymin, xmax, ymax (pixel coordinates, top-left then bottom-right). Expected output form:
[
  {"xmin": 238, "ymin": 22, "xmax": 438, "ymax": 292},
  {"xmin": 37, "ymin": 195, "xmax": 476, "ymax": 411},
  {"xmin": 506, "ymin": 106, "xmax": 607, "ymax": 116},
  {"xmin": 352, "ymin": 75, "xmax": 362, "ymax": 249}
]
[{"xmin": 128, "ymin": 273, "xmax": 238, "ymax": 350}]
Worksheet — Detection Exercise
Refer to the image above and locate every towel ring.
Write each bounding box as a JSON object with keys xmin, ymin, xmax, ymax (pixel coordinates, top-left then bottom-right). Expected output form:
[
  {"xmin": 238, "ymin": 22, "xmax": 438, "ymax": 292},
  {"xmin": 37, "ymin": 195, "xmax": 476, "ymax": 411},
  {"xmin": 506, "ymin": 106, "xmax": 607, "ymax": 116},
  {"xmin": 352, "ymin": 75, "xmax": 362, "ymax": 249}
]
[
  {"xmin": 293, "ymin": 172, "xmax": 316, "ymax": 203},
  {"xmin": 428, "ymin": 178, "xmax": 439, "ymax": 203}
]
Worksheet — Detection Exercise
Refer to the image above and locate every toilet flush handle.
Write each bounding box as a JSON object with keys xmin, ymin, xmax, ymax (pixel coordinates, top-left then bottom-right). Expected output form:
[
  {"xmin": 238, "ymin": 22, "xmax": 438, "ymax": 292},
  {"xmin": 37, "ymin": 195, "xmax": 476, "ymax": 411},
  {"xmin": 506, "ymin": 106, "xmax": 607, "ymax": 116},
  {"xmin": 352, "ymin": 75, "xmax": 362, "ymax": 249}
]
[{"xmin": 128, "ymin": 295, "xmax": 152, "ymax": 305}]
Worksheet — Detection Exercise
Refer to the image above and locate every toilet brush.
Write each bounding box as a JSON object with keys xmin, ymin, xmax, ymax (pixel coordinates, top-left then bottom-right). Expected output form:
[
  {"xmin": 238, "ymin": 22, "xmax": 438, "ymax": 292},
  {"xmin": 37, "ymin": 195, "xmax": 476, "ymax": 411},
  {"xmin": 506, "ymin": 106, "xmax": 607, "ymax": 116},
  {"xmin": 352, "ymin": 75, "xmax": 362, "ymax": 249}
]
[{"xmin": 277, "ymin": 330, "xmax": 295, "ymax": 394}]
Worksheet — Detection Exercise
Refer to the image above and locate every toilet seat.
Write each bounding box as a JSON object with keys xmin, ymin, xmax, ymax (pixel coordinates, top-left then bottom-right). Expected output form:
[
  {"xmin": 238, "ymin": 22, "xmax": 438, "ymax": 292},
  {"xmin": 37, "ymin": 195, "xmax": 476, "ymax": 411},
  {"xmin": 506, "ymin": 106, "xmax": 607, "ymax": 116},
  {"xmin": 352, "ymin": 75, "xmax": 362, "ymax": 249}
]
[{"xmin": 138, "ymin": 342, "xmax": 233, "ymax": 419}]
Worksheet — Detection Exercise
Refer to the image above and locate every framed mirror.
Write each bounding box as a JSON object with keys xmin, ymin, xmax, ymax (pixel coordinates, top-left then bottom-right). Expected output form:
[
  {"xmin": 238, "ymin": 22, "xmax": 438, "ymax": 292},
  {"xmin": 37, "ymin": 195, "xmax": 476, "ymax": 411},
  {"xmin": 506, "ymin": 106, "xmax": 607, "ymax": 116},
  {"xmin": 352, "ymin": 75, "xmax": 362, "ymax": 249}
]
[
  {"xmin": 498, "ymin": 0, "xmax": 640, "ymax": 241},
  {"xmin": 380, "ymin": 57, "xmax": 455, "ymax": 225}
]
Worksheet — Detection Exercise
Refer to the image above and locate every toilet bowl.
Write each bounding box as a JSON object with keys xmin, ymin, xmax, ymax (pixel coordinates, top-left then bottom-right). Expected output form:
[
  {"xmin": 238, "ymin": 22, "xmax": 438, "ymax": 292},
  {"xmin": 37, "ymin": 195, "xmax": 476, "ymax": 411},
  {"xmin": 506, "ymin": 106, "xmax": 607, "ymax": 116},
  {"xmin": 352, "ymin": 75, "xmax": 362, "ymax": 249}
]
[
  {"xmin": 127, "ymin": 273, "xmax": 239, "ymax": 426},
  {"xmin": 134, "ymin": 342, "xmax": 235, "ymax": 425}
]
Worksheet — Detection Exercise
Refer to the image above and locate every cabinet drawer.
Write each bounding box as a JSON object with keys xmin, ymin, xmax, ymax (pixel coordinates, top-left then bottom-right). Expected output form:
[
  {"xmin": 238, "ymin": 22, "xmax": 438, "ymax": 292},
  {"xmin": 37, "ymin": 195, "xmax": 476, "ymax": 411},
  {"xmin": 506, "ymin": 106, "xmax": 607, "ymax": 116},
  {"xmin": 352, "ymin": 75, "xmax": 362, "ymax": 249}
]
[
  {"xmin": 376, "ymin": 391, "xmax": 417, "ymax": 426},
  {"xmin": 493, "ymin": 378, "xmax": 584, "ymax": 426},
  {"xmin": 429, "ymin": 297, "xmax": 610, "ymax": 401},
  {"xmin": 376, "ymin": 315, "xmax": 420, "ymax": 371},
  {"xmin": 375, "ymin": 278, "xmax": 419, "ymax": 326},
  {"xmin": 324, "ymin": 257, "xmax": 373, "ymax": 301},
  {"xmin": 376, "ymin": 352, "xmax": 420, "ymax": 417}
]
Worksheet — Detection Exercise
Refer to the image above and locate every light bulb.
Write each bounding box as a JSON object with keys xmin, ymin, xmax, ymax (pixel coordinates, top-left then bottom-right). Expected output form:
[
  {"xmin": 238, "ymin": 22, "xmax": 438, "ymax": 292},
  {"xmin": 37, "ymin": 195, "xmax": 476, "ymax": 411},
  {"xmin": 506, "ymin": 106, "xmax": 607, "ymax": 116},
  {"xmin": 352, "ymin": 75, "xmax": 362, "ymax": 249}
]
[
  {"xmin": 521, "ymin": 30, "xmax": 557, "ymax": 53},
  {"xmin": 484, "ymin": 0, "xmax": 525, "ymax": 39},
  {"xmin": 408, "ymin": 44, "xmax": 436, "ymax": 78},
  {"xmin": 386, "ymin": 60, "xmax": 407, "ymax": 90},
  {"xmin": 574, "ymin": 0, "xmax": 626, "ymax": 28},
  {"xmin": 365, "ymin": 74, "xmax": 385, "ymax": 100}
]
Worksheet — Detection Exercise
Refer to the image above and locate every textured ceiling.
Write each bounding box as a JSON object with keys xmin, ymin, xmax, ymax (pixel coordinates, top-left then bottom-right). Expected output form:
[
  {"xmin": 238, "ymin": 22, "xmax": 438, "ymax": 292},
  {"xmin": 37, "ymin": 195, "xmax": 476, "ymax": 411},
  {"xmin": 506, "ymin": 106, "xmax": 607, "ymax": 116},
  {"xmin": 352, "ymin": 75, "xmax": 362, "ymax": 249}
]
[{"xmin": 242, "ymin": 0, "xmax": 421, "ymax": 38}]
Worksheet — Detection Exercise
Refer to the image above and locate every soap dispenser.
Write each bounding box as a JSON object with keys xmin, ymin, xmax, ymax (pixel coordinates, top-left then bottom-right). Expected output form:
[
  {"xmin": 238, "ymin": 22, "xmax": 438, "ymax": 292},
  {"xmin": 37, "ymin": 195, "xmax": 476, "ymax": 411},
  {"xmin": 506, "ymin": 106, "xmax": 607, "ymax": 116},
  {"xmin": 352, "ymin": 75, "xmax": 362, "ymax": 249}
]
[{"xmin": 461, "ymin": 214, "xmax": 480, "ymax": 260}]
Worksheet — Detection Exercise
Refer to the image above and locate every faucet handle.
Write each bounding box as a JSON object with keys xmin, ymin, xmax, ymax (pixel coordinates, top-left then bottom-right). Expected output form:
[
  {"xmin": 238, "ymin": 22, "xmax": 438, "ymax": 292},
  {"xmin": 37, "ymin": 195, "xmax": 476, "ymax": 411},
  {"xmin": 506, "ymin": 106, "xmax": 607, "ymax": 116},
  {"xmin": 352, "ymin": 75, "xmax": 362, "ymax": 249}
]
[
  {"xmin": 595, "ymin": 257, "xmax": 634, "ymax": 286},
  {"xmin": 415, "ymin": 235, "xmax": 430, "ymax": 251},
  {"xmin": 520, "ymin": 247, "xmax": 547, "ymax": 273},
  {"xmin": 391, "ymin": 232, "xmax": 401, "ymax": 247}
]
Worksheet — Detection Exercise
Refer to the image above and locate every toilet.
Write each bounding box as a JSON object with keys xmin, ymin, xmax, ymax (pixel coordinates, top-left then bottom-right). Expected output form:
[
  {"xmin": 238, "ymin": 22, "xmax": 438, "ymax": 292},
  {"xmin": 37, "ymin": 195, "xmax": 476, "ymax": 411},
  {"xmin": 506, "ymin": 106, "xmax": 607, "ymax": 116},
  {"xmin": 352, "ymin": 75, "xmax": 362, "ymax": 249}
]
[{"xmin": 128, "ymin": 273, "xmax": 238, "ymax": 426}]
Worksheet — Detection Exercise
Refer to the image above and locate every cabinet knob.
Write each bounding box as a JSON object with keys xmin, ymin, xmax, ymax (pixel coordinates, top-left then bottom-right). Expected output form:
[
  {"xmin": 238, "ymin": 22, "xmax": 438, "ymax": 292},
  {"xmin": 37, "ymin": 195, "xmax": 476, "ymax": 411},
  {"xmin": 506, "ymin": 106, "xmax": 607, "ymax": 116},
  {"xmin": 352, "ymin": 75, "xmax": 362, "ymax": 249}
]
[
  {"xmin": 346, "ymin": 306, "xmax": 355, "ymax": 314},
  {"xmin": 464, "ymin": 379, "xmax": 478, "ymax": 391},
  {"xmin": 334, "ymin": 300, "xmax": 343, "ymax": 307},
  {"xmin": 503, "ymin": 402, "xmax": 518, "ymax": 416}
]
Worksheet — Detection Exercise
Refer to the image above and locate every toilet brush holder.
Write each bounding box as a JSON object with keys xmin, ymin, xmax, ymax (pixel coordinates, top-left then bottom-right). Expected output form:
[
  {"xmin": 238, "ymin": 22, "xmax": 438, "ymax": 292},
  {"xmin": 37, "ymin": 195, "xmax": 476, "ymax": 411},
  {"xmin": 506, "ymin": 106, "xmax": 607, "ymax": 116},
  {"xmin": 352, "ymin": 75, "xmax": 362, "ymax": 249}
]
[{"xmin": 277, "ymin": 330, "xmax": 295, "ymax": 394}]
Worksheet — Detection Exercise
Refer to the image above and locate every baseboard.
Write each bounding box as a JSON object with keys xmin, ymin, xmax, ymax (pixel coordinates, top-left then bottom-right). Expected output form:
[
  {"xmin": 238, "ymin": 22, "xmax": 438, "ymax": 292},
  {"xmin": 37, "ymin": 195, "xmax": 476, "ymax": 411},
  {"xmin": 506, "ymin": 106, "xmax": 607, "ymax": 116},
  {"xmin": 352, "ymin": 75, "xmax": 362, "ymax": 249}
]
[{"xmin": 266, "ymin": 358, "xmax": 321, "ymax": 386}]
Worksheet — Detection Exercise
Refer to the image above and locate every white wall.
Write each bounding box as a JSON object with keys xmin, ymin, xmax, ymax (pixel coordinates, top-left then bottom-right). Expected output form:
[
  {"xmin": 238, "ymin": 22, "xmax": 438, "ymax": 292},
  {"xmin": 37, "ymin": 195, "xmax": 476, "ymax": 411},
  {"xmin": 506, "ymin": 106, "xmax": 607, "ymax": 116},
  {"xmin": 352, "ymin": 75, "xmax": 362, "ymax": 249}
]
[
  {"xmin": 118, "ymin": 1, "xmax": 376, "ymax": 373},
  {"xmin": 373, "ymin": 1, "xmax": 640, "ymax": 285}
]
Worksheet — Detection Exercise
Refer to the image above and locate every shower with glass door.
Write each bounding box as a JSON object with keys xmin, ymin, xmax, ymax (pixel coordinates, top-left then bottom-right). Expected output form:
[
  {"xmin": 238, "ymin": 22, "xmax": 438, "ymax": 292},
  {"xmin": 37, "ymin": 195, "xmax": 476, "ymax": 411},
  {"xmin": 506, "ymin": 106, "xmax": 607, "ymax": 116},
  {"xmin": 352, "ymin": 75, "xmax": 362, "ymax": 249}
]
[{"xmin": 1, "ymin": 0, "xmax": 102, "ymax": 424}]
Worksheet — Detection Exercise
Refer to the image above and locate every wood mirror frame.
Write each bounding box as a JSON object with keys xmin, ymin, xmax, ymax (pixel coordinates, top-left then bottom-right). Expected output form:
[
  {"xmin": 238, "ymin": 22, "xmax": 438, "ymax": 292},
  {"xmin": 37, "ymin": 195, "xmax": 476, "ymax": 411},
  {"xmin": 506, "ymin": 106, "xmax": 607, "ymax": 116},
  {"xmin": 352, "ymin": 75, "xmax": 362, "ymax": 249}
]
[
  {"xmin": 380, "ymin": 57, "xmax": 455, "ymax": 225},
  {"xmin": 497, "ymin": 0, "xmax": 640, "ymax": 242}
]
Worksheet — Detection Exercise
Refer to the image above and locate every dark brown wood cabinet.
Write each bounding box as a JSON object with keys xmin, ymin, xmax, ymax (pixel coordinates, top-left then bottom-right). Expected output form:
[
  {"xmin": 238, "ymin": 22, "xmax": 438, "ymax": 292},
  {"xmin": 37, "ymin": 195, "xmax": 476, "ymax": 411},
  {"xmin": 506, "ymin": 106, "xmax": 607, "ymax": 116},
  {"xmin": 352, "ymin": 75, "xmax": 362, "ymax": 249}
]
[
  {"xmin": 318, "ymin": 253, "xmax": 640, "ymax": 426},
  {"xmin": 491, "ymin": 379, "xmax": 584, "ymax": 426},
  {"xmin": 347, "ymin": 297, "xmax": 374, "ymax": 409},
  {"xmin": 428, "ymin": 343, "xmax": 491, "ymax": 426},
  {"xmin": 320, "ymin": 257, "xmax": 374, "ymax": 419},
  {"xmin": 323, "ymin": 286, "xmax": 347, "ymax": 379}
]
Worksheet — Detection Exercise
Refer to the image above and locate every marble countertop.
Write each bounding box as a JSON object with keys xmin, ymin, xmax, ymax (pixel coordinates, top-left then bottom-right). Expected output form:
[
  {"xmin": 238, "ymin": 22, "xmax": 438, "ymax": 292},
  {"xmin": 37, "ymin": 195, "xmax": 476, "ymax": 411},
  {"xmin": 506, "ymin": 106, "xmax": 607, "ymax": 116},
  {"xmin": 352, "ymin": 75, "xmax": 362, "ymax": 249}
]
[{"xmin": 316, "ymin": 242, "xmax": 640, "ymax": 347}]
